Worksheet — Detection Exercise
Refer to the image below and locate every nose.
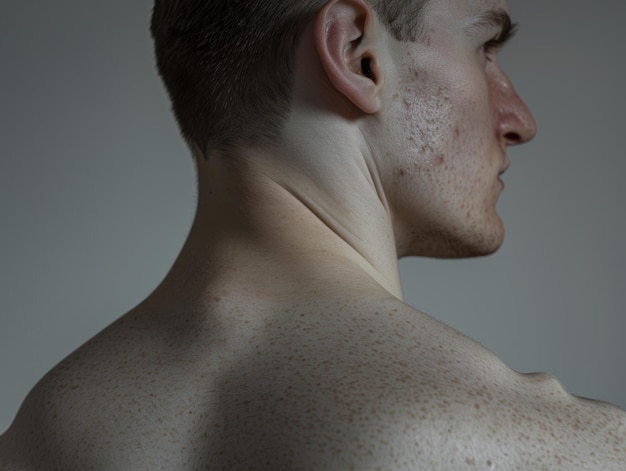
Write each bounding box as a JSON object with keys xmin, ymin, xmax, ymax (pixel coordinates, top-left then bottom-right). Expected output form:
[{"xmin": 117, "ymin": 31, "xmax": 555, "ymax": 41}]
[{"xmin": 492, "ymin": 70, "xmax": 537, "ymax": 146}]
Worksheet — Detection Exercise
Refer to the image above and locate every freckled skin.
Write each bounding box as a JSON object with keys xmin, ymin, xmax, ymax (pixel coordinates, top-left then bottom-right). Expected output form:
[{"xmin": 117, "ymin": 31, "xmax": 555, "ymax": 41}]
[
  {"xmin": 2, "ymin": 284, "xmax": 625, "ymax": 469},
  {"xmin": 2, "ymin": 0, "xmax": 625, "ymax": 469},
  {"xmin": 369, "ymin": 0, "xmax": 533, "ymax": 258}
]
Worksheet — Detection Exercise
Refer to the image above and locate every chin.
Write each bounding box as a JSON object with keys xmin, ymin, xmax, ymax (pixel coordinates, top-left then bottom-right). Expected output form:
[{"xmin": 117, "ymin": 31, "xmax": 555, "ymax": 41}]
[{"xmin": 397, "ymin": 219, "xmax": 506, "ymax": 259}]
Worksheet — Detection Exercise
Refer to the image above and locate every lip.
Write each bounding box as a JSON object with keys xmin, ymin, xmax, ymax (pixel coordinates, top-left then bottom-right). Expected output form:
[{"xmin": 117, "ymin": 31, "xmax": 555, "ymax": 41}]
[
  {"xmin": 498, "ymin": 160, "xmax": 510, "ymax": 190},
  {"xmin": 498, "ymin": 159, "xmax": 511, "ymax": 176}
]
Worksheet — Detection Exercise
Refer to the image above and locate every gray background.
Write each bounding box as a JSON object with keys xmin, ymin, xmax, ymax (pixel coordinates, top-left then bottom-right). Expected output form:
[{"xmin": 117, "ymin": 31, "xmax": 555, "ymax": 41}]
[{"xmin": 1, "ymin": 0, "xmax": 624, "ymax": 433}]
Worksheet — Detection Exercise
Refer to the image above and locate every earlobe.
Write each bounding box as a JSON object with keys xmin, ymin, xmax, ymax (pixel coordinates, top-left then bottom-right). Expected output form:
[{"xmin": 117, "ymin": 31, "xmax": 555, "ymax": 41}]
[{"xmin": 314, "ymin": 0, "xmax": 384, "ymax": 114}]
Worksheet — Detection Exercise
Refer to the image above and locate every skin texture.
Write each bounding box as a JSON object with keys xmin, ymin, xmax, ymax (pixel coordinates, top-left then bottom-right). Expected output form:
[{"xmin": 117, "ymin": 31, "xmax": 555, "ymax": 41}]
[
  {"xmin": 1, "ymin": 0, "xmax": 624, "ymax": 469},
  {"xmin": 371, "ymin": 0, "xmax": 535, "ymax": 258}
]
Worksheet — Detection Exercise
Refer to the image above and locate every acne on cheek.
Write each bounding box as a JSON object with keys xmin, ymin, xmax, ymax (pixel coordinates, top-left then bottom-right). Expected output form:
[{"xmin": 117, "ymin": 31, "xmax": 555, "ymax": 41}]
[
  {"xmin": 400, "ymin": 87, "xmax": 454, "ymax": 172},
  {"xmin": 397, "ymin": 153, "xmax": 447, "ymax": 183}
]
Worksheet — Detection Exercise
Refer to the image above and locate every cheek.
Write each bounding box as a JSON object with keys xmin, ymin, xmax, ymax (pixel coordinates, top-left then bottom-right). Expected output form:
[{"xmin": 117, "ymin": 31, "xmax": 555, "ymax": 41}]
[
  {"xmin": 393, "ymin": 90, "xmax": 496, "ymax": 211},
  {"xmin": 381, "ymin": 54, "xmax": 496, "ymax": 194},
  {"xmin": 397, "ymin": 85, "xmax": 455, "ymax": 174},
  {"xmin": 397, "ymin": 84, "xmax": 488, "ymax": 182}
]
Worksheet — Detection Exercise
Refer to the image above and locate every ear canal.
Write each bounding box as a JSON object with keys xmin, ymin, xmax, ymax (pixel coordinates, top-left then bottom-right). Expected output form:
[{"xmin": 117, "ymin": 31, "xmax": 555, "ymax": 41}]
[{"xmin": 361, "ymin": 57, "xmax": 375, "ymax": 81}]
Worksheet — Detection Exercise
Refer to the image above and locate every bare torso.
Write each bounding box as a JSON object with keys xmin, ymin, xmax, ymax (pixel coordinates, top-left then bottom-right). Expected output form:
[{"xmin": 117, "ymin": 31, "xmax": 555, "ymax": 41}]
[{"xmin": 2, "ymin": 281, "xmax": 625, "ymax": 470}]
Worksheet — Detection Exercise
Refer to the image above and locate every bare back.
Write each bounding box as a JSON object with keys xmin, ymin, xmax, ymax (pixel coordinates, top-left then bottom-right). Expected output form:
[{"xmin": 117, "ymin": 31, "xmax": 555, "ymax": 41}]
[{"xmin": 2, "ymin": 288, "xmax": 625, "ymax": 470}]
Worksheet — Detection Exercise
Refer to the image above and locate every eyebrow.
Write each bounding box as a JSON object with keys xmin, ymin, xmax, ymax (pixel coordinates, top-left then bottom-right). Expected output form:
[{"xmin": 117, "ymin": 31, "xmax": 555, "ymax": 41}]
[{"xmin": 464, "ymin": 9, "xmax": 518, "ymax": 45}]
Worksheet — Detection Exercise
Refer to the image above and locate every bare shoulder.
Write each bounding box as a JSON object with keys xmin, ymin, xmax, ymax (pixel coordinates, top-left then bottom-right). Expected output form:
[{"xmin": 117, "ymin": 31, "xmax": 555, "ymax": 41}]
[
  {"xmin": 215, "ymin": 297, "xmax": 626, "ymax": 469},
  {"xmin": 2, "ymin": 297, "xmax": 625, "ymax": 470}
]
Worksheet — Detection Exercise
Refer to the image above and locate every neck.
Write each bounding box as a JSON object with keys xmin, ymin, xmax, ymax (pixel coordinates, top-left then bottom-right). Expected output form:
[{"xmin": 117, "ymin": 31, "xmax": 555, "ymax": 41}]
[{"xmin": 158, "ymin": 141, "xmax": 403, "ymax": 304}]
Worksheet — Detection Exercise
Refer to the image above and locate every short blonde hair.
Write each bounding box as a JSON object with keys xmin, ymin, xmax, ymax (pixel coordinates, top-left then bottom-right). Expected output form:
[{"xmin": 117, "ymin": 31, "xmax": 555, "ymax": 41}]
[{"xmin": 151, "ymin": 0, "xmax": 427, "ymax": 156}]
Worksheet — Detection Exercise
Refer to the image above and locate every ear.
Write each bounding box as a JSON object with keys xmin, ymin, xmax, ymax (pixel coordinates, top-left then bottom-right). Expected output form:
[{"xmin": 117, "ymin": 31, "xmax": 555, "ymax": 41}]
[{"xmin": 314, "ymin": 0, "xmax": 385, "ymax": 114}]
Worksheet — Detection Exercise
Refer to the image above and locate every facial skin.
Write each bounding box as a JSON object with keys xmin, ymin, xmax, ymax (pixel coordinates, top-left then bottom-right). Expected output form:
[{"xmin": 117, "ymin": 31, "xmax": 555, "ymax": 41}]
[{"xmin": 369, "ymin": 0, "xmax": 536, "ymax": 258}]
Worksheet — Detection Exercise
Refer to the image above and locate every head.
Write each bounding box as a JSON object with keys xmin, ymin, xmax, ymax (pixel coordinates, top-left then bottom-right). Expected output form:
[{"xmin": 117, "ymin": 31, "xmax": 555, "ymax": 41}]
[
  {"xmin": 152, "ymin": 0, "xmax": 536, "ymax": 261},
  {"xmin": 150, "ymin": 0, "xmax": 428, "ymax": 156}
]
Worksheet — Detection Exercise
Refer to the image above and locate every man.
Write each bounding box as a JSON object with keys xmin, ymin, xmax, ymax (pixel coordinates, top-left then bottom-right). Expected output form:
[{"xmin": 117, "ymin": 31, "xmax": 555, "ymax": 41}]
[{"xmin": 1, "ymin": 0, "xmax": 624, "ymax": 469}]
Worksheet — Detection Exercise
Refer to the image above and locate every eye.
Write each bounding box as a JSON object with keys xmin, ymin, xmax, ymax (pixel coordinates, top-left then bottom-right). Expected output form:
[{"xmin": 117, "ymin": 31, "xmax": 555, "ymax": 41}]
[
  {"xmin": 480, "ymin": 23, "xmax": 517, "ymax": 63},
  {"xmin": 481, "ymin": 37, "xmax": 503, "ymax": 62}
]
